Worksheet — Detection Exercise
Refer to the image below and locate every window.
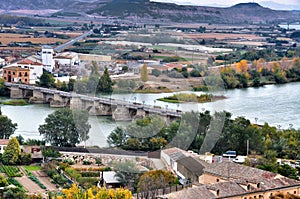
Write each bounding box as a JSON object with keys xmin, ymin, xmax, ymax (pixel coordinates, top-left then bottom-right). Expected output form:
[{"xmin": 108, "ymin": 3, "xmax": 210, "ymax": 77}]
[
  {"xmin": 24, "ymin": 66, "xmax": 28, "ymax": 68},
  {"xmin": 247, "ymin": 185, "xmax": 251, "ymax": 191},
  {"xmin": 216, "ymin": 179, "xmax": 219, "ymax": 182},
  {"xmin": 25, "ymin": 79, "xmax": 27, "ymax": 82},
  {"xmin": 30, "ymin": 67, "xmax": 34, "ymax": 69},
  {"xmin": 216, "ymin": 190, "xmax": 220, "ymax": 196},
  {"xmin": 257, "ymin": 183, "xmax": 260, "ymax": 188},
  {"xmin": 19, "ymin": 72, "xmax": 22, "ymax": 76},
  {"xmin": 294, "ymin": 191, "xmax": 297, "ymax": 194},
  {"xmin": 24, "ymin": 72, "xmax": 28, "ymax": 77},
  {"xmin": 4, "ymin": 70, "xmax": 6, "ymax": 73},
  {"xmin": 4, "ymin": 77, "xmax": 6, "ymax": 80},
  {"xmin": 8, "ymin": 71, "xmax": 10, "ymax": 74}
]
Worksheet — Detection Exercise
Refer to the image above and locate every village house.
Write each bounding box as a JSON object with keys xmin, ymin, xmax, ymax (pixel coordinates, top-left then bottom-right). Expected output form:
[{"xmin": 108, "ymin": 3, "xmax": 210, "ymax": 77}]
[
  {"xmin": 16, "ymin": 59, "xmax": 43, "ymax": 84},
  {"xmin": 0, "ymin": 139, "xmax": 9, "ymax": 154},
  {"xmin": 2, "ymin": 66, "xmax": 30, "ymax": 84},
  {"xmin": 158, "ymin": 161, "xmax": 300, "ymax": 199}
]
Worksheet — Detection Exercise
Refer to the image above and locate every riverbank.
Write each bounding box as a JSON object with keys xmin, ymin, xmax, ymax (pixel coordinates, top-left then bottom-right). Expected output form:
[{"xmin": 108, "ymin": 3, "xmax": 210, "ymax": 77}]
[{"xmin": 1, "ymin": 99, "xmax": 29, "ymax": 106}]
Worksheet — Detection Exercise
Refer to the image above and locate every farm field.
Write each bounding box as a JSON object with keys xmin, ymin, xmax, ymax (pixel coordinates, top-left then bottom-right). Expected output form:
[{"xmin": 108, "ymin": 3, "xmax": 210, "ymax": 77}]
[{"xmin": 0, "ymin": 33, "xmax": 67, "ymax": 45}]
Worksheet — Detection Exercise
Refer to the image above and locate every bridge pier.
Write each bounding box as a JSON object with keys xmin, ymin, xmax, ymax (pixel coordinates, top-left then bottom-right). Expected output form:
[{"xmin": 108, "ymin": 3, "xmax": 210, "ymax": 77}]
[
  {"xmin": 70, "ymin": 96, "xmax": 83, "ymax": 109},
  {"xmin": 50, "ymin": 93, "xmax": 68, "ymax": 108},
  {"xmin": 10, "ymin": 86, "xmax": 24, "ymax": 99},
  {"xmin": 29, "ymin": 89, "xmax": 45, "ymax": 104},
  {"xmin": 112, "ymin": 105, "xmax": 131, "ymax": 121},
  {"xmin": 90, "ymin": 103, "xmax": 112, "ymax": 116},
  {"xmin": 133, "ymin": 108, "xmax": 146, "ymax": 119}
]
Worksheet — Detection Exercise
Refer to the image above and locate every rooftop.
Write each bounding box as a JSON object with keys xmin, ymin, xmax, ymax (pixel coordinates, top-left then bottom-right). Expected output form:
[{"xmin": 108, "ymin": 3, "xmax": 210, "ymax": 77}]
[
  {"xmin": 177, "ymin": 156, "xmax": 209, "ymax": 176},
  {"xmin": 3, "ymin": 66, "xmax": 30, "ymax": 71},
  {"xmin": 17, "ymin": 59, "xmax": 42, "ymax": 66},
  {"xmin": 0, "ymin": 139, "xmax": 9, "ymax": 145}
]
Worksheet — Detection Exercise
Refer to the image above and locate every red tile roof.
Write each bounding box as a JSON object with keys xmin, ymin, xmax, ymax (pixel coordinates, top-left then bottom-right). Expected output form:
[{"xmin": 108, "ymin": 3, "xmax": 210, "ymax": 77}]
[
  {"xmin": 0, "ymin": 139, "xmax": 9, "ymax": 145},
  {"xmin": 17, "ymin": 59, "xmax": 42, "ymax": 66}
]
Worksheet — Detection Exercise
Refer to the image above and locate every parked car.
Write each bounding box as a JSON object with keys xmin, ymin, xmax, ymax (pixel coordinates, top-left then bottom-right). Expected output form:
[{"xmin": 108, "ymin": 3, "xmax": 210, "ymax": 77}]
[
  {"xmin": 222, "ymin": 150, "xmax": 237, "ymax": 158},
  {"xmin": 233, "ymin": 156, "xmax": 247, "ymax": 164}
]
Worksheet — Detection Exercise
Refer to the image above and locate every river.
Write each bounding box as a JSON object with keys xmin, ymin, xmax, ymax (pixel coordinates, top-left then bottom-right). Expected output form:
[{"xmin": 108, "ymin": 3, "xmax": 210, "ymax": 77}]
[{"xmin": 1, "ymin": 82, "xmax": 300, "ymax": 147}]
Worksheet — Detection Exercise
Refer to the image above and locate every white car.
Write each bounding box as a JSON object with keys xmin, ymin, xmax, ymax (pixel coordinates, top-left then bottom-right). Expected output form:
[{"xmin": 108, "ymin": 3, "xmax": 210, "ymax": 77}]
[{"xmin": 233, "ymin": 156, "xmax": 247, "ymax": 164}]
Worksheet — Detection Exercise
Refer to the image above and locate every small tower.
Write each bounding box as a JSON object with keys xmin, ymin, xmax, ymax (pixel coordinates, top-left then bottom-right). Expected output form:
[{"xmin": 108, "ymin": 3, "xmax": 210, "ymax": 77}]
[{"xmin": 42, "ymin": 45, "xmax": 55, "ymax": 72}]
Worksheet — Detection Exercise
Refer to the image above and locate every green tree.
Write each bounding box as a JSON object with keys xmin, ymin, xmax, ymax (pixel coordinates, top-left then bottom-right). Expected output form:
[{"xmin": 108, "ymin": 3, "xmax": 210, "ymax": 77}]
[
  {"xmin": 97, "ymin": 67, "xmax": 113, "ymax": 93},
  {"xmin": 113, "ymin": 160, "xmax": 140, "ymax": 190},
  {"xmin": 0, "ymin": 78, "xmax": 8, "ymax": 96},
  {"xmin": 39, "ymin": 108, "xmax": 91, "ymax": 147},
  {"xmin": 0, "ymin": 114, "xmax": 17, "ymax": 139},
  {"xmin": 37, "ymin": 70, "xmax": 55, "ymax": 88},
  {"xmin": 140, "ymin": 63, "xmax": 148, "ymax": 82},
  {"xmin": 107, "ymin": 127, "xmax": 127, "ymax": 147},
  {"xmin": 0, "ymin": 174, "xmax": 8, "ymax": 187},
  {"xmin": 2, "ymin": 137, "xmax": 21, "ymax": 165}
]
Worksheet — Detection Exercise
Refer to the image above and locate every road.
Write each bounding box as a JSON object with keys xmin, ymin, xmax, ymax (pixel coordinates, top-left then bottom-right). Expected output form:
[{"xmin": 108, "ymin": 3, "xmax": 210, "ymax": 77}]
[{"xmin": 54, "ymin": 29, "xmax": 94, "ymax": 52}]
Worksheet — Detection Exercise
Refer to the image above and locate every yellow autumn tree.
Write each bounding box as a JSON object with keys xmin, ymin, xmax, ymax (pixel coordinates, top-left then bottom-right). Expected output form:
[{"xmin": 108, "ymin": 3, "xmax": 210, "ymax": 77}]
[
  {"xmin": 140, "ymin": 63, "xmax": 148, "ymax": 82},
  {"xmin": 255, "ymin": 58, "xmax": 266, "ymax": 73},
  {"xmin": 292, "ymin": 57, "xmax": 300, "ymax": 70},
  {"xmin": 55, "ymin": 184, "xmax": 132, "ymax": 199},
  {"xmin": 236, "ymin": 59, "xmax": 248, "ymax": 74}
]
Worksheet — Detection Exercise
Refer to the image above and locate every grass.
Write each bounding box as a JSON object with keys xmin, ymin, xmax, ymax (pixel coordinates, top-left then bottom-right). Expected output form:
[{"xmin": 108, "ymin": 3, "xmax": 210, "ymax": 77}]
[
  {"xmin": 23, "ymin": 165, "xmax": 41, "ymax": 171},
  {"xmin": 157, "ymin": 93, "xmax": 226, "ymax": 103},
  {"xmin": 1, "ymin": 99, "xmax": 29, "ymax": 106}
]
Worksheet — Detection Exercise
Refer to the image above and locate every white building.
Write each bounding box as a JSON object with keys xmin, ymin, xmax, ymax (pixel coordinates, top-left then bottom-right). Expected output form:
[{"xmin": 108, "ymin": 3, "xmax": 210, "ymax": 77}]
[
  {"xmin": 0, "ymin": 139, "xmax": 9, "ymax": 154},
  {"xmin": 0, "ymin": 58, "xmax": 5, "ymax": 67},
  {"xmin": 54, "ymin": 52, "xmax": 79, "ymax": 67},
  {"xmin": 16, "ymin": 59, "xmax": 43, "ymax": 84},
  {"xmin": 42, "ymin": 45, "xmax": 55, "ymax": 72}
]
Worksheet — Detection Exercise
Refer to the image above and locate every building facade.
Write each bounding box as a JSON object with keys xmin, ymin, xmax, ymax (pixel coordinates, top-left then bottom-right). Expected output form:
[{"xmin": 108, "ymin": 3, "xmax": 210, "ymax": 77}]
[{"xmin": 3, "ymin": 66, "xmax": 30, "ymax": 84}]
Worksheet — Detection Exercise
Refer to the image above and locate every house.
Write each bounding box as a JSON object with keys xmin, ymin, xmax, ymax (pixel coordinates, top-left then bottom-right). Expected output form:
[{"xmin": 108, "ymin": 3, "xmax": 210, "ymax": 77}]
[
  {"xmin": 159, "ymin": 161, "xmax": 300, "ymax": 199},
  {"xmin": 161, "ymin": 147, "xmax": 189, "ymax": 173},
  {"xmin": 54, "ymin": 52, "xmax": 79, "ymax": 67},
  {"xmin": 2, "ymin": 66, "xmax": 30, "ymax": 84},
  {"xmin": 22, "ymin": 145, "xmax": 43, "ymax": 162},
  {"xmin": 177, "ymin": 156, "xmax": 208, "ymax": 184},
  {"xmin": 101, "ymin": 171, "xmax": 122, "ymax": 188},
  {"xmin": 0, "ymin": 139, "xmax": 9, "ymax": 154},
  {"xmin": 17, "ymin": 59, "xmax": 43, "ymax": 84},
  {"xmin": 0, "ymin": 58, "xmax": 5, "ymax": 67}
]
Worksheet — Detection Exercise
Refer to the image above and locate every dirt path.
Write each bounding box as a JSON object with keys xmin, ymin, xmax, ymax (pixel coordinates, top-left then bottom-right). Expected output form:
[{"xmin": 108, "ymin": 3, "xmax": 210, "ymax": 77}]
[
  {"xmin": 15, "ymin": 176, "xmax": 45, "ymax": 194},
  {"xmin": 31, "ymin": 171, "xmax": 57, "ymax": 192}
]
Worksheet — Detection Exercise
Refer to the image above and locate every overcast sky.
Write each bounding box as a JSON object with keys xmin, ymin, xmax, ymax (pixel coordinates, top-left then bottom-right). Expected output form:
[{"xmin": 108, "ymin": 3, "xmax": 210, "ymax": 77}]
[{"xmin": 151, "ymin": 0, "xmax": 300, "ymax": 10}]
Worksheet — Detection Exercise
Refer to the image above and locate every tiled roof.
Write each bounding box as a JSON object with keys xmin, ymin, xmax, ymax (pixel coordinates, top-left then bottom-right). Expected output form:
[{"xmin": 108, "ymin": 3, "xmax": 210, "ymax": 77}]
[
  {"xmin": 3, "ymin": 66, "xmax": 30, "ymax": 71},
  {"xmin": 207, "ymin": 181, "xmax": 246, "ymax": 197},
  {"xmin": 159, "ymin": 186, "xmax": 216, "ymax": 199},
  {"xmin": 204, "ymin": 161, "xmax": 277, "ymax": 181},
  {"xmin": 0, "ymin": 139, "xmax": 9, "ymax": 145},
  {"xmin": 17, "ymin": 59, "xmax": 42, "ymax": 65},
  {"xmin": 177, "ymin": 156, "xmax": 208, "ymax": 176}
]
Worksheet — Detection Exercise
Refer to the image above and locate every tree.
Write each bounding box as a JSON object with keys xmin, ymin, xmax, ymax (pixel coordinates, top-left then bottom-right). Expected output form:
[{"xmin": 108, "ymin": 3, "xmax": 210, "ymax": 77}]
[
  {"xmin": 0, "ymin": 114, "xmax": 17, "ymax": 139},
  {"xmin": 37, "ymin": 70, "xmax": 55, "ymax": 88},
  {"xmin": 2, "ymin": 137, "xmax": 21, "ymax": 165},
  {"xmin": 0, "ymin": 78, "xmax": 8, "ymax": 96},
  {"xmin": 113, "ymin": 160, "xmax": 140, "ymax": 190},
  {"xmin": 140, "ymin": 63, "xmax": 148, "ymax": 82},
  {"xmin": 107, "ymin": 127, "xmax": 127, "ymax": 147},
  {"xmin": 59, "ymin": 183, "xmax": 132, "ymax": 199},
  {"xmin": 39, "ymin": 108, "xmax": 91, "ymax": 147},
  {"xmin": 137, "ymin": 170, "xmax": 176, "ymax": 198},
  {"xmin": 97, "ymin": 67, "xmax": 113, "ymax": 93}
]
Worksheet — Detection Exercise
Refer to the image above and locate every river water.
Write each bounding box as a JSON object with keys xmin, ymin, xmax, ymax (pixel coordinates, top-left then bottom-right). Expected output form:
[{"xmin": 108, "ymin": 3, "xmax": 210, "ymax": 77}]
[{"xmin": 1, "ymin": 82, "xmax": 300, "ymax": 147}]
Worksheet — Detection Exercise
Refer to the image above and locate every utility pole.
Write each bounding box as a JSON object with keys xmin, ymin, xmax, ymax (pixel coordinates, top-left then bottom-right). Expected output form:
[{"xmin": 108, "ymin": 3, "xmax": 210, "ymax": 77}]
[{"xmin": 246, "ymin": 139, "xmax": 249, "ymax": 156}]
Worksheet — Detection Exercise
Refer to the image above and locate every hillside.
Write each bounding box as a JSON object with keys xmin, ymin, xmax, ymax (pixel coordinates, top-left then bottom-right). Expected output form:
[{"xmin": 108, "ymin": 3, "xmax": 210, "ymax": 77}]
[{"xmin": 0, "ymin": 0, "xmax": 299, "ymax": 24}]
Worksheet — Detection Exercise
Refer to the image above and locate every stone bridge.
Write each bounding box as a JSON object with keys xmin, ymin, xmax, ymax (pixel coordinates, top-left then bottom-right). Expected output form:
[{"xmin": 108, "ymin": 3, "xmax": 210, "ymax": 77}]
[{"xmin": 5, "ymin": 83, "xmax": 182, "ymax": 122}]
